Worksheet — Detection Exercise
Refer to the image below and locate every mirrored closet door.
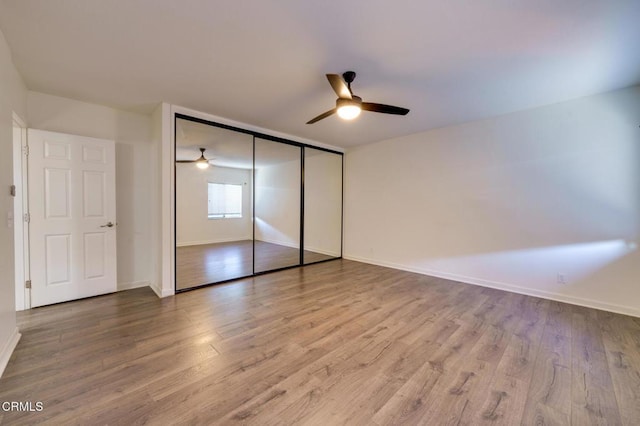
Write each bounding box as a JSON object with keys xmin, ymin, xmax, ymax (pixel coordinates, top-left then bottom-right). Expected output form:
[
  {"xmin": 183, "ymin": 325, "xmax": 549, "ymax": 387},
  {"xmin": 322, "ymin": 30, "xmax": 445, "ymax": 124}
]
[
  {"xmin": 174, "ymin": 114, "xmax": 343, "ymax": 291},
  {"xmin": 175, "ymin": 118, "xmax": 254, "ymax": 290},
  {"xmin": 303, "ymin": 147, "xmax": 343, "ymax": 264},
  {"xmin": 254, "ymin": 138, "xmax": 301, "ymax": 273}
]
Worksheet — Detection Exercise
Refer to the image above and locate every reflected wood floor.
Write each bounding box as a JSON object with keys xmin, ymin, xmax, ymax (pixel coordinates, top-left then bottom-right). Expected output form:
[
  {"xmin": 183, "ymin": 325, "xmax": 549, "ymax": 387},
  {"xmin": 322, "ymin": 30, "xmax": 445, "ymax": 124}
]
[
  {"xmin": 176, "ymin": 240, "xmax": 336, "ymax": 290},
  {"xmin": 2, "ymin": 260, "xmax": 640, "ymax": 425}
]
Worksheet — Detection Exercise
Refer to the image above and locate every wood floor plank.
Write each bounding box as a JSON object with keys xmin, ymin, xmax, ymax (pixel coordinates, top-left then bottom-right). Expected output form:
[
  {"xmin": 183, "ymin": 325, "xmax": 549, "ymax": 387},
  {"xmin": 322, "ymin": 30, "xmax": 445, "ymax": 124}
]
[
  {"xmin": 596, "ymin": 310, "xmax": 640, "ymax": 426},
  {"xmin": 475, "ymin": 374, "xmax": 529, "ymax": 425},
  {"xmin": 370, "ymin": 353, "xmax": 443, "ymax": 425},
  {"xmin": 1, "ymin": 260, "xmax": 637, "ymax": 425},
  {"xmin": 520, "ymin": 329, "xmax": 572, "ymax": 425},
  {"xmin": 571, "ymin": 308, "xmax": 623, "ymax": 425}
]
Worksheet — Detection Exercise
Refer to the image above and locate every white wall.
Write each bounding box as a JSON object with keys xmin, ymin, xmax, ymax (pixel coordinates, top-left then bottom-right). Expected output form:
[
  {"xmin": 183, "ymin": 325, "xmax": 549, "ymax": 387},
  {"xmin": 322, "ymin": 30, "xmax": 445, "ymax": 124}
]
[
  {"xmin": 27, "ymin": 91, "xmax": 155, "ymax": 291},
  {"xmin": 0, "ymin": 28, "xmax": 27, "ymax": 376},
  {"xmin": 176, "ymin": 165, "xmax": 252, "ymax": 245},
  {"xmin": 345, "ymin": 85, "xmax": 640, "ymax": 317},
  {"xmin": 255, "ymin": 160, "xmax": 300, "ymax": 247}
]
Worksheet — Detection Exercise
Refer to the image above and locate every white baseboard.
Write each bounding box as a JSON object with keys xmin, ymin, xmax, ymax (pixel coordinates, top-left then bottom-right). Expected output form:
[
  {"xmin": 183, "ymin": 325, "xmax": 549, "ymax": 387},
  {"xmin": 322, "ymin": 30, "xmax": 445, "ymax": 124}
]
[
  {"xmin": 117, "ymin": 281, "xmax": 150, "ymax": 291},
  {"xmin": 176, "ymin": 237, "xmax": 251, "ymax": 247},
  {"xmin": 344, "ymin": 255, "xmax": 640, "ymax": 318},
  {"xmin": 304, "ymin": 244, "xmax": 341, "ymax": 257},
  {"xmin": 150, "ymin": 282, "xmax": 174, "ymax": 298},
  {"xmin": 150, "ymin": 282, "xmax": 161, "ymax": 297},
  {"xmin": 256, "ymin": 238, "xmax": 299, "ymax": 249},
  {"xmin": 0, "ymin": 327, "xmax": 21, "ymax": 378}
]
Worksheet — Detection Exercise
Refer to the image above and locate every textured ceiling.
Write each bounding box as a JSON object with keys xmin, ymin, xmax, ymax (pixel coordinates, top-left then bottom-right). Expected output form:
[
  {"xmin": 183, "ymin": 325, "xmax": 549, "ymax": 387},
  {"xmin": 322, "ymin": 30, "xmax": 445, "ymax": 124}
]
[{"xmin": 1, "ymin": 0, "xmax": 639, "ymax": 147}]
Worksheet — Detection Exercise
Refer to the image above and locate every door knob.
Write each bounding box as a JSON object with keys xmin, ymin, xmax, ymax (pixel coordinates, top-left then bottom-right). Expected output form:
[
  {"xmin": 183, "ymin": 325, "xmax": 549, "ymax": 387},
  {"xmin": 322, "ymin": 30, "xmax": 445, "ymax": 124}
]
[{"xmin": 100, "ymin": 221, "xmax": 115, "ymax": 228}]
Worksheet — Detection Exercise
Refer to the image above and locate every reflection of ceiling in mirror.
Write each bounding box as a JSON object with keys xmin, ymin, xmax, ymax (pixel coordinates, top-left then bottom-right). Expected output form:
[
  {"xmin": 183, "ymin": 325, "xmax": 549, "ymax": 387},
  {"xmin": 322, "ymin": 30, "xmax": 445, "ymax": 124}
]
[
  {"xmin": 254, "ymin": 138, "xmax": 301, "ymax": 168},
  {"xmin": 176, "ymin": 119, "xmax": 337, "ymax": 169},
  {"xmin": 304, "ymin": 146, "xmax": 336, "ymax": 159},
  {"xmin": 176, "ymin": 118, "xmax": 253, "ymax": 169}
]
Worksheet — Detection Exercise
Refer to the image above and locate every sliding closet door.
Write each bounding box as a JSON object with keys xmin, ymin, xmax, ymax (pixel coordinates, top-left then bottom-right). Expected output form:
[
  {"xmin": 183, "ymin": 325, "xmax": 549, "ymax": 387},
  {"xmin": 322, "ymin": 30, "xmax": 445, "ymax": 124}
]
[
  {"xmin": 254, "ymin": 138, "xmax": 301, "ymax": 273},
  {"xmin": 175, "ymin": 118, "xmax": 254, "ymax": 290},
  {"xmin": 303, "ymin": 148, "xmax": 342, "ymax": 264},
  {"xmin": 174, "ymin": 114, "xmax": 344, "ymax": 292}
]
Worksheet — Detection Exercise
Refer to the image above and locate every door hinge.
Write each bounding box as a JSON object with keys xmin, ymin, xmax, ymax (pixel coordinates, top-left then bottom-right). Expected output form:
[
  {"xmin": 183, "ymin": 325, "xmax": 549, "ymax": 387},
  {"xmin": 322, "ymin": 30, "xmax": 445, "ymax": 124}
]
[
  {"xmin": 25, "ymin": 280, "xmax": 31, "ymax": 289},
  {"xmin": 10, "ymin": 185, "xmax": 16, "ymax": 197},
  {"xmin": 22, "ymin": 145, "xmax": 29, "ymax": 156},
  {"xmin": 24, "ymin": 213, "xmax": 30, "ymax": 223}
]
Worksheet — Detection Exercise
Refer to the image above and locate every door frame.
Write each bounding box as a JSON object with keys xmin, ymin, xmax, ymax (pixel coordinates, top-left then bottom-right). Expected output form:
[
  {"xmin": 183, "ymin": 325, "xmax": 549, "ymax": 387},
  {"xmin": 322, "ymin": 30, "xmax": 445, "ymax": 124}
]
[{"xmin": 12, "ymin": 112, "xmax": 30, "ymax": 311}]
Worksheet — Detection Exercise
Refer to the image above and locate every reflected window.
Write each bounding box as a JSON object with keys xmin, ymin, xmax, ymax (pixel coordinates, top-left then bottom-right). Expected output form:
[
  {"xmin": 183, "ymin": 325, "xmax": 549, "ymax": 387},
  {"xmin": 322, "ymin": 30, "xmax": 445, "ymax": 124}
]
[{"xmin": 208, "ymin": 183, "xmax": 242, "ymax": 219}]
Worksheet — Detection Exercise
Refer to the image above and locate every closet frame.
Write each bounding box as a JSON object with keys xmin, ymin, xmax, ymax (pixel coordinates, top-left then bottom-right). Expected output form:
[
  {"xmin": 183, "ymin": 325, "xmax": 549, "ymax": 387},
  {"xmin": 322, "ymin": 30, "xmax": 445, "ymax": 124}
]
[{"xmin": 173, "ymin": 113, "xmax": 344, "ymax": 293}]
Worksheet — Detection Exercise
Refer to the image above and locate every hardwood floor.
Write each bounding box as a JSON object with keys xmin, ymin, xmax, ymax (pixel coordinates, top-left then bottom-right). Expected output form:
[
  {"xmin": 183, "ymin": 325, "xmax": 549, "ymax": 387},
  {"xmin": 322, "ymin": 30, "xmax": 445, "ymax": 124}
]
[
  {"xmin": 176, "ymin": 240, "xmax": 337, "ymax": 289},
  {"xmin": 2, "ymin": 259, "xmax": 639, "ymax": 425}
]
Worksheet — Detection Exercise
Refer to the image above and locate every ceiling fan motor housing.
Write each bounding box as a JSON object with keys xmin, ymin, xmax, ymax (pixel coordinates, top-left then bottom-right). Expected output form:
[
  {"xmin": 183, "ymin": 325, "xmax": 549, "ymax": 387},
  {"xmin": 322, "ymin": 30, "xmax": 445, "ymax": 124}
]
[
  {"xmin": 342, "ymin": 71, "xmax": 356, "ymax": 84},
  {"xmin": 337, "ymin": 95, "xmax": 362, "ymax": 109}
]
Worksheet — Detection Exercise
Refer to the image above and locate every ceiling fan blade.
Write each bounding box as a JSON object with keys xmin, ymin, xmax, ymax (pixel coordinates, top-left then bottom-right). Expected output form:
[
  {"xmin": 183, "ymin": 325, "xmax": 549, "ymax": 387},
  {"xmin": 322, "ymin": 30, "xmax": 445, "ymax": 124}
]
[
  {"xmin": 306, "ymin": 108, "xmax": 336, "ymax": 124},
  {"xmin": 176, "ymin": 160, "xmax": 196, "ymax": 163},
  {"xmin": 362, "ymin": 102, "xmax": 410, "ymax": 115},
  {"xmin": 326, "ymin": 74, "xmax": 352, "ymax": 99}
]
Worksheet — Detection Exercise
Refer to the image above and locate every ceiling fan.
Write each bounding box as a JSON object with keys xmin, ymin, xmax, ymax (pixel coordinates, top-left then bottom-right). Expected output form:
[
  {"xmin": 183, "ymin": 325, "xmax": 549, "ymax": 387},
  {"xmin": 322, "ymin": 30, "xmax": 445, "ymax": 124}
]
[
  {"xmin": 306, "ymin": 71, "xmax": 410, "ymax": 124},
  {"xmin": 176, "ymin": 147, "xmax": 211, "ymax": 169}
]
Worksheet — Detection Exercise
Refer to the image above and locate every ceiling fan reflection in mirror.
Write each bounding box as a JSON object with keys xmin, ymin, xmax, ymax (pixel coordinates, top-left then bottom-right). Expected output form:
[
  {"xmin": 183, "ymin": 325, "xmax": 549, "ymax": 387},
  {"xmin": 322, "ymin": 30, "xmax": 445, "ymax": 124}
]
[
  {"xmin": 176, "ymin": 147, "xmax": 211, "ymax": 169},
  {"xmin": 306, "ymin": 71, "xmax": 410, "ymax": 124}
]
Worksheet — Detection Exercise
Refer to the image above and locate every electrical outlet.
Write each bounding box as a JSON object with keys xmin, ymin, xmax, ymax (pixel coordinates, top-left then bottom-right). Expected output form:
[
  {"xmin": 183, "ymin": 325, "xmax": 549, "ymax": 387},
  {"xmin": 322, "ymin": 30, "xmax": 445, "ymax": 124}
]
[{"xmin": 557, "ymin": 273, "xmax": 567, "ymax": 285}]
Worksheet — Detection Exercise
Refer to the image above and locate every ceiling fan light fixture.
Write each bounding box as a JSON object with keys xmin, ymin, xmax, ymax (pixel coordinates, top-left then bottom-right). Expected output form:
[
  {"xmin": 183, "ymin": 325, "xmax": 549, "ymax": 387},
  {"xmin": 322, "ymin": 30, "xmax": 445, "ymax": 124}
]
[
  {"xmin": 336, "ymin": 97, "xmax": 362, "ymax": 120},
  {"xmin": 176, "ymin": 147, "xmax": 213, "ymax": 168},
  {"xmin": 337, "ymin": 104, "xmax": 361, "ymax": 120},
  {"xmin": 196, "ymin": 149, "xmax": 209, "ymax": 169}
]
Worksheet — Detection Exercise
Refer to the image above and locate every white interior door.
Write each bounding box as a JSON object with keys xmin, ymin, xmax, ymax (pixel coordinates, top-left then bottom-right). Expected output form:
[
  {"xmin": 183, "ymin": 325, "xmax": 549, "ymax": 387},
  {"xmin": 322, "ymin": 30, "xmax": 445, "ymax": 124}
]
[{"xmin": 28, "ymin": 129, "xmax": 117, "ymax": 307}]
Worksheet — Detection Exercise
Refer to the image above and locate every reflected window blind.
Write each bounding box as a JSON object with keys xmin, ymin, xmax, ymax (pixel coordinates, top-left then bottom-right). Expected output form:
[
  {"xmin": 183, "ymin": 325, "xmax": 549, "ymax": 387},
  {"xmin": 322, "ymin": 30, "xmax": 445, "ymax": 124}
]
[{"xmin": 208, "ymin": 183, "xmax": 242, "ymax": 218}]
